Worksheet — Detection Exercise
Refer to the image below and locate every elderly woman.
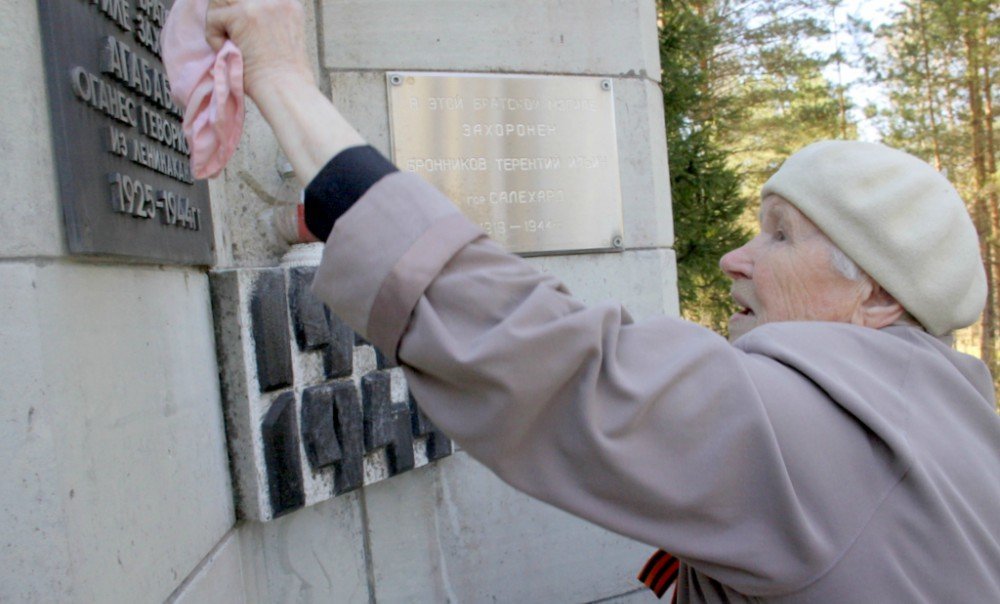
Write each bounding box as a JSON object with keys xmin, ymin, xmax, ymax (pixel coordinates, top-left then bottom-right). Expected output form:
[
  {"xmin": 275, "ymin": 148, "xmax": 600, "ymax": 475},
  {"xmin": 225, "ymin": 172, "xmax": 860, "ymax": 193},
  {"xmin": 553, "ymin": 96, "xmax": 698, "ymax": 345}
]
[{"xmin": 204, "ymin": 1, "xmax": 1000, "ymax": 601}]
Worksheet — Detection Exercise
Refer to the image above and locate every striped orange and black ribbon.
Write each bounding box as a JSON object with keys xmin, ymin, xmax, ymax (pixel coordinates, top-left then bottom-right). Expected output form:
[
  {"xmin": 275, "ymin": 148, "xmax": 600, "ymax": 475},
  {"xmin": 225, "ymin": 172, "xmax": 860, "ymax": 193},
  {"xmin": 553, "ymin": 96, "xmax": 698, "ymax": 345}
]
[{"xmin": 637, "ymin": 549, "xmax": 680, "ymax": 600}]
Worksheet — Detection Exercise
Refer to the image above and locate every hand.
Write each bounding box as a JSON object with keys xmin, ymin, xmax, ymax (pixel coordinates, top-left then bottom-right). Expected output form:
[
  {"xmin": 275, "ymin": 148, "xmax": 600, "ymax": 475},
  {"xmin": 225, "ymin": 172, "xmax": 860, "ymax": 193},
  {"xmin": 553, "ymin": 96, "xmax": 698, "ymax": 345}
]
[{"xmin": 205, "ymin": 0, "xmax": 315, "ymax": 100}]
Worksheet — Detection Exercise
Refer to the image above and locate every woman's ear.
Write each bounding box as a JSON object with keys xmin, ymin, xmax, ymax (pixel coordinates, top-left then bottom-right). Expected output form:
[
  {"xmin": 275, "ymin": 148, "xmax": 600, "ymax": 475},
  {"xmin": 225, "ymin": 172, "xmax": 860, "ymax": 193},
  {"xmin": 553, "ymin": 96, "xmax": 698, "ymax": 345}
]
[{"xmin": 859, "ymin": 282, "xmax": 906, "ymax": 329}]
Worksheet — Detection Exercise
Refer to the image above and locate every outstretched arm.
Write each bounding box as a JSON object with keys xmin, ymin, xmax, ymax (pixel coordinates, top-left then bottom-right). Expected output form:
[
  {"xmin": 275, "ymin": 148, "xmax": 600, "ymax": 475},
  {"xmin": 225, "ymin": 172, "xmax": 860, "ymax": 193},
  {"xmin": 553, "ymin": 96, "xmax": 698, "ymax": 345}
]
[{"xmin": 204, "ymin": 0, "xmax": 363, "ymax": 184}]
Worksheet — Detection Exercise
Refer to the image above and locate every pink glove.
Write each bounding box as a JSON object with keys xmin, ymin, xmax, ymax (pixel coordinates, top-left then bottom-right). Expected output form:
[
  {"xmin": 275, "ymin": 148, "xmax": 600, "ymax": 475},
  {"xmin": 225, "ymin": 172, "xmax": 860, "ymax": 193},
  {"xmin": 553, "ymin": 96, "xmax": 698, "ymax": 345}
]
[{"xmin": 162, "ymin": 0, "xmax": 245, "ymax": 179}]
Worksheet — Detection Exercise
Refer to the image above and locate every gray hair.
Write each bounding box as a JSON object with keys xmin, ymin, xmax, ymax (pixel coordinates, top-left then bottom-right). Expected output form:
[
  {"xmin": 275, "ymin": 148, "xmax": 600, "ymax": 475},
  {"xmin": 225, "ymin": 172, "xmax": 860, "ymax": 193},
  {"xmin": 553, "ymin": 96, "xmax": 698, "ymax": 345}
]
[
  {"xmin": 827, "ymin": 241, "xmax": 929, "ymax": 332},
  {"xmin": 828, "ymin": 243, "xmax": 864, "ymax": 281}
]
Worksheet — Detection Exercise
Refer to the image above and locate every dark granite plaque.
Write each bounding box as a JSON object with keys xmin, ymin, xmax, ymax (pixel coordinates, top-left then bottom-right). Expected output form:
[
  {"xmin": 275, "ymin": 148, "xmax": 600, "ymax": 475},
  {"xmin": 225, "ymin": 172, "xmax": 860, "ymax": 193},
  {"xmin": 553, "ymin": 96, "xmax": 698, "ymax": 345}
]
[
  {"xmin": 301, "ymin": 384, "xmax": 343, "ymax": 470},
  {"xmin": 250, "ymin": 269, "xmax": 293, "ymax": 392},
  {"xmin": 262, "ymin": 392, "xmax": 306, "ymax": 518},
  {"xmin": 38, "ymin": 0, "xmax": 214, "ymax": 265}
]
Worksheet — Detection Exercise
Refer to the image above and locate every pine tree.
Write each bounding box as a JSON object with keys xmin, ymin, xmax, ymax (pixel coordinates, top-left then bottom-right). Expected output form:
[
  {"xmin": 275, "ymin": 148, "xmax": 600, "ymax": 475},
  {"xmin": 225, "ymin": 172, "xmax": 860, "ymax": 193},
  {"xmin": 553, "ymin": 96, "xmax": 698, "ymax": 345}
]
[
  {"xmin": 659, "ymin": 1, "xmax": 751, "ymax": 333},
  {"xmin": 866, "ymin": 0, "xmax": 999, "ymax": 389}
]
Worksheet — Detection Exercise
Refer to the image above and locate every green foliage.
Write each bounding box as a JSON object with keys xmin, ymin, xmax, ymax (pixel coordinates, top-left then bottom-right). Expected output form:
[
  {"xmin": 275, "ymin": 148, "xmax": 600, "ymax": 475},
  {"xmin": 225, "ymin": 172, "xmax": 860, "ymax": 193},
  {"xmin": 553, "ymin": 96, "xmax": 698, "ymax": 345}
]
[
  {"xmin": 669, "ymin": 132, "xmax": 749, "ymax": 331},
  {"xmin": 865, "ymin": 0, "xmax": 998, "ymax": 187},
  {"xmin": 659, "ymin": 2, "xmax": 751, "ymax": 333},
  {"xmin": 708, "ymin": 0, "xmax": 857, "ymax": 199},
  {"xmin": 862, "ymin": 0, "xmax": 999, "ymax": 398}
]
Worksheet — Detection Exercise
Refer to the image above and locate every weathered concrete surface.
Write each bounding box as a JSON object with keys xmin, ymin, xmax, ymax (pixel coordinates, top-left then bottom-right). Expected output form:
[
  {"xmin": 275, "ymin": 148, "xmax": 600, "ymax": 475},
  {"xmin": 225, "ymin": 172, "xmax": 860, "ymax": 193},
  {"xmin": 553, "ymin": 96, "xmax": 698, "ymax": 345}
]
[
  {"xmin": 528, "ymin": 249, "xmax": 680, "ymax": 320},
  {"xmin": 615, "ymin": 79, "xmax": 674, "ymax": 249},
  {"xmin": 0, "ymin": 262, "xmax": 233, "ymax": 602},
  {"xmin": 321, "ymin": 0, "xmax": 660, "ymax": 79},
  {"xmin": 363, "ymin": 454, "xmax": 652, "ymax": 603},
  {"xmin": 237, "ymin": 492, "xmax": 371, "ymax": 603},
  {"xmin": 168, "ymin": 531, "xmax": 247, "ymax": 604},
  {"xmin": 327, "ymin": 71, "xmax": 392, "ymax": 156},
  {"xmin": 0, "ymin": 0, "xmax": 65, "ymax": 258}
]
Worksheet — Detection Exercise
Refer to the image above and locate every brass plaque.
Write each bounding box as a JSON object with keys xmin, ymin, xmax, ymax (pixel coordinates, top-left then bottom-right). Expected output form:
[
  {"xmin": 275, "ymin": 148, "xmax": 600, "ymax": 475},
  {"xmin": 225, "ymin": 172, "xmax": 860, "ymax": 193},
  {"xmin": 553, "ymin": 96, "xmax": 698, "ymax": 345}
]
[{"xmin": 387, "ymin": 73, "xmax": 623, "ymax": 254}]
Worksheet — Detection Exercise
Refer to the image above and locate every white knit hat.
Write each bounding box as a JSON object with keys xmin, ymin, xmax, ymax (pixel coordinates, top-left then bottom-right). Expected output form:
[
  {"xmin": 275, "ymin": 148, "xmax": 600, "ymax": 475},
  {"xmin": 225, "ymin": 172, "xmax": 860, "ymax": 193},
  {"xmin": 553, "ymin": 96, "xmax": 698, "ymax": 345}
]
[{"xmin": 761, "ymin": 140, "xmax": 986, "ymax": 336}]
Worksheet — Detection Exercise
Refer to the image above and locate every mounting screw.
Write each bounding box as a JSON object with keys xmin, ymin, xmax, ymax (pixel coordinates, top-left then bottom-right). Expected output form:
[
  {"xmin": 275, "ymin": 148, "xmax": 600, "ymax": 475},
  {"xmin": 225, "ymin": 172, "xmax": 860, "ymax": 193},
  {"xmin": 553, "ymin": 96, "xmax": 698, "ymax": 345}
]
[
  {"xmin": 601, "ymin": 79, "xmax": 612, "ymax": 91},
  {"xmin": 612, "ymin": 235, "xmax": 623, "ymax": 248},
  {"xmin": 389, "ymin": 74, "xmax": 404, "ymax": 86}
]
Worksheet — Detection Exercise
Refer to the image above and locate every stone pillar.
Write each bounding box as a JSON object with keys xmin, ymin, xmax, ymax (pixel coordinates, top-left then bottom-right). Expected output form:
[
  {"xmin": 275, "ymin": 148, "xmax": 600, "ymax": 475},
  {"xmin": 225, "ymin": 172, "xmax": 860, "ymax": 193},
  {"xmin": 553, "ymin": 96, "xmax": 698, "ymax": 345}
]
[
  {"xmin": 3, "ymin": 0, "xmax": 674, "ymax": 601},
  {"xmin": 0, "ymin": 1, "xmax": 234, "ymax": 601}
]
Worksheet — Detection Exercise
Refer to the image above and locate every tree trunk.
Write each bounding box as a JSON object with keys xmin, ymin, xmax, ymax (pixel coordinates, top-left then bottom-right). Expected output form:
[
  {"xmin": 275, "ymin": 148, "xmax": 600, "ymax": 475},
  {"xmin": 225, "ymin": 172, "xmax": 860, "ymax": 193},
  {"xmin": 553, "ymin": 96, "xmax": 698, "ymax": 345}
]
[
  {"xmin": 916, "ymin": 0, "xmax": 943, "ymax": 169},
  {"xmin": 978, "ymin": 20, "xmax": 999, "ymax": 379},
  {"xmin": 964, "ymin": 19, "xmax": 993, "ymax": 366}
]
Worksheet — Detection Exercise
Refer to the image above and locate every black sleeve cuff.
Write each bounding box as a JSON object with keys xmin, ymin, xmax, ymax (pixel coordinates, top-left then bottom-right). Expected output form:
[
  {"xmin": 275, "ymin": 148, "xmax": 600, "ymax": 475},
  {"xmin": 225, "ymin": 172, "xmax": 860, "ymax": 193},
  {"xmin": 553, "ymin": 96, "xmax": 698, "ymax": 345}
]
[{"xmin": 304, "ymin": 145, "xmax": 398, "ymax": 241}]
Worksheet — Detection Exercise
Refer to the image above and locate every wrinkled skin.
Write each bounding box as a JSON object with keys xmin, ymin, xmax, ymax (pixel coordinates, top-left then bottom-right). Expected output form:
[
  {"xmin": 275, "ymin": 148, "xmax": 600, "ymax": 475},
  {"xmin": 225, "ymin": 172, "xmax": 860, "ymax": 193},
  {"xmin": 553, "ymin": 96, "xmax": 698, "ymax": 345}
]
[
  {"xmin": 720, "ymin": 195, "xmax": 877, "ymax": 341},
  {"xmin": 205, "ymin": 0, "xmax": 314, "ymax": 99}
]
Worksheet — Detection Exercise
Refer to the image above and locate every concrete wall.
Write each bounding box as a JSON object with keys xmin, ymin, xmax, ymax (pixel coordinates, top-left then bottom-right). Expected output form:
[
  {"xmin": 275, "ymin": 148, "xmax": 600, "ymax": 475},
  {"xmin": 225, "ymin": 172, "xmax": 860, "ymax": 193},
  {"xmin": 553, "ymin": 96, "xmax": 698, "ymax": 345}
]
[
  {"xmin": 1, "ymin": 1, "xmax": 234, "ymax": 601},
  {"xmin": 2, "ymin": 0, "xmax": 674, "ymax": 601}
]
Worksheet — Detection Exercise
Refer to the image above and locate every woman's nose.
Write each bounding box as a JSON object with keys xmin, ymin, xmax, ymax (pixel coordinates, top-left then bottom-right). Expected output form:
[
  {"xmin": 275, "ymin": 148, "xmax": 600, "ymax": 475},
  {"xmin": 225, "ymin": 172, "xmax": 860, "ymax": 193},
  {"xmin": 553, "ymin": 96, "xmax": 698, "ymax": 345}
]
[{"xmin": 719, "ymin": 243, "xmax": 752, "ymax": 280}]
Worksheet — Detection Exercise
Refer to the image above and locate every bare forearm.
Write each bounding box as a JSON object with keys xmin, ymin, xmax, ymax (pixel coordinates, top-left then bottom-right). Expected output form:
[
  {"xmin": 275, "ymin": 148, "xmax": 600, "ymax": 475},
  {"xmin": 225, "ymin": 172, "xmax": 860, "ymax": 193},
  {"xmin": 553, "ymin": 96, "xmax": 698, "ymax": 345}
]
[
  {"xmin": 250, "ymin": 73, "xmax": 365, "ymax": 185},
  {"xmin": 204, "ymin": 0, "xmax": 365, "ymax": 183}
]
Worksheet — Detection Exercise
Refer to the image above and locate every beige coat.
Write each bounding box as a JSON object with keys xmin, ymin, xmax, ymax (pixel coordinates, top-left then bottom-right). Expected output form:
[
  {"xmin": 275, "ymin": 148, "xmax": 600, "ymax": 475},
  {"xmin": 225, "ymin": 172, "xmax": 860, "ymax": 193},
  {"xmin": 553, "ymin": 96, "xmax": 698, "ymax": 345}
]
[{"xmin": 312, "ymin": 172, "xmax": 1000, "ymax": 602}]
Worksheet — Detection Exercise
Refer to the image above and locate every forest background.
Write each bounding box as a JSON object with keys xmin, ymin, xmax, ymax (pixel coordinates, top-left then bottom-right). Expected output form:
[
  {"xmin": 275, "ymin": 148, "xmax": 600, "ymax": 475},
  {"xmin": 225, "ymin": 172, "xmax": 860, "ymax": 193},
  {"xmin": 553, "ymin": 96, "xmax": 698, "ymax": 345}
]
[{"xmin": 659, "ymin": 0, "xmax": 1000, "ymax": 405}]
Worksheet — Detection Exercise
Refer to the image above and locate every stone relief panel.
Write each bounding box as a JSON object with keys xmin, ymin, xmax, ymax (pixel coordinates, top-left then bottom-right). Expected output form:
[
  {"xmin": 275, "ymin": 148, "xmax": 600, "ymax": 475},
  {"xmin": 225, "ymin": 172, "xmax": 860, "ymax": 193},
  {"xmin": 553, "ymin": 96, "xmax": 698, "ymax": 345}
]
[{"xmin": 210, "ymin": 255, "xmax": 451, "ymax": 521}]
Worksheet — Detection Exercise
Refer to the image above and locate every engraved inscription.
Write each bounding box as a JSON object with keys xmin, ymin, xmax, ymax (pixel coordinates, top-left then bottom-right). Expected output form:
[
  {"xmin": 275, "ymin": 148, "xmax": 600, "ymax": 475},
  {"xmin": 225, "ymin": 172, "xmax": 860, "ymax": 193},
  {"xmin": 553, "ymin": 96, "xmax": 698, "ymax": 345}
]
[
  {"xmin": 406, "ymin": 157, "xmax": 487, "ymax": 172},
  {"xmin": 388, "ymin": 73, "xmax": 623, "ymax": 254},
  {"xmin": 83, "ymin": 0, "xmax": 134, "ymax": 32},
  {"xmin": 108, "ymin": 172, "xmax": 200, "ymax": 228},
  {"xmin": 42, "ymin": 0, "xmax": 213, "ymax": 261},
  {"xmin": 139, "ymin": 105, "xmax": 189, "ymax": 154},
  {"xmin": 100, "ymin": 35, "xmax": 180, "ymax": 116},
  {"xmin": 75, "ymin": 2, "xmax": 191, "ymax": 175},
  {"xmin": 133, "ymin": 0, "xmax": 167, "ymax": 55},
  {"xmin": 71, "ymin": 67, "xmax": 139, "ymax": 127},
  {"xmin": 129, "ymin": 137, "xmax": 194, "ymax": 183},
  {"xmin": 473, "ymin": 97, "xmax": 540, "ymax": 111},
  {"xmin": 494, "ymin": 157, "xmax": 560, "ymax": 171},
  {"xmin": 569, "ymin": 155, "xmax": 610, "ymax": 169},
  {"xmin": 460, "ymin": 123, "xmax": 556, "ymax": 137},
  {"xmin": 488, "ymin": 189, "xmax": 565, "ymax": 205},
  {"xmin": 427, "ymin": 96, "xmax": 464, "ymax": 110}
]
